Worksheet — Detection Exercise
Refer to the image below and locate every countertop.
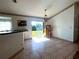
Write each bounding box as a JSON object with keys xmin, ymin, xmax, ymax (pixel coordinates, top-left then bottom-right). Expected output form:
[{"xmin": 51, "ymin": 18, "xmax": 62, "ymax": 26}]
[{"xmin": 0, "ymin": 29, "xmax": 28, "ymax": 35}]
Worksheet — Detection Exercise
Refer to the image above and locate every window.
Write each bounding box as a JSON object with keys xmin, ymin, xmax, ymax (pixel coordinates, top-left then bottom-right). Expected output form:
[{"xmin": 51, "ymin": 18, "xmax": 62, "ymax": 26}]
[{"xmin": 0, "ymin": 16, "xmax": 12, "ymax": 31}]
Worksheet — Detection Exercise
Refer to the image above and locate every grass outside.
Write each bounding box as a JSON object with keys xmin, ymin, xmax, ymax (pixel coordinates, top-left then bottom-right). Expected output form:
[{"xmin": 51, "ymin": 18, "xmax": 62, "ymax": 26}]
[
  {"xmin": 32, "ymin": 29, "xmax": 46, "ymax": 37},
  {"xmin": 32, "ymin": 30, "xmax": 43, "ymax": 37}
]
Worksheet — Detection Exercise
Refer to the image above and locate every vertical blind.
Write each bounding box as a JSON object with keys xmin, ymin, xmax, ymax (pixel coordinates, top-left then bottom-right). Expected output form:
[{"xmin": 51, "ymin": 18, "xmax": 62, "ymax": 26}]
[{"xmin": 0, "ymin": 16, "xmax": 12, "ymax": 31}]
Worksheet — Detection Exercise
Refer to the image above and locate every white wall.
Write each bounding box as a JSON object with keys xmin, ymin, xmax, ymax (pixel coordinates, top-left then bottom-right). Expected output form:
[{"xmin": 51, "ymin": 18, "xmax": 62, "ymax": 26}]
[{"xmin": 47, "ymin": 6, "xmax": 74, "ymax": 42}]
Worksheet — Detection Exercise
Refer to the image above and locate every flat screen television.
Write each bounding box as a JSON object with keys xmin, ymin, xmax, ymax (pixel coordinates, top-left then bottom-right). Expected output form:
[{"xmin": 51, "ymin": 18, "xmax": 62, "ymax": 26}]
[{"xmin": 17, "ymin": 20, "xmax": 27, "ymax": 26}]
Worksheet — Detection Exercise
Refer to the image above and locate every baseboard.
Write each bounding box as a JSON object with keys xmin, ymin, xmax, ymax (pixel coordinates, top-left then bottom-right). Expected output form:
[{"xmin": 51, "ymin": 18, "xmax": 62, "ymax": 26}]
[
  {"xmin": 53, "ymin": 36, "xmax": 73, "ymax": 43},
  {"xmin": 9, "ymin": 48, "xmax": 24, "ymax": 59},
  {"xmin": 24, "ymin": 38, "xmax": 32, "ymax": 41}
]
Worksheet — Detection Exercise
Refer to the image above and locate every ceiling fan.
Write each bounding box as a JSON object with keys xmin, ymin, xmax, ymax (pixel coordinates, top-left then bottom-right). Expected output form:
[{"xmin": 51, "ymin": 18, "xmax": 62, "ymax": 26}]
[
  {"xmin": 44, "ymin": 9, "xmax": 48, "ymax": 22},
  {"xmin": 12, "ymin": 0, "xmax": 17, "ymax": 3}
]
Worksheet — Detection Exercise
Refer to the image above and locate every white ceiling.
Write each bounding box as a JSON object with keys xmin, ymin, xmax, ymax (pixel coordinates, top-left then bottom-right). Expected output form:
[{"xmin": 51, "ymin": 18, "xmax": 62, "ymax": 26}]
[{"xmin": 0, "ymin": 0, "xmax": 78, "ymax": 18}]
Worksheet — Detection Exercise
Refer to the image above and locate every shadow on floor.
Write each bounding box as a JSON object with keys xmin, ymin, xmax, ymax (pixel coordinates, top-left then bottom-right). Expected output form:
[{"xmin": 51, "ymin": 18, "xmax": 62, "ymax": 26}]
[{"xmin": 73, "ymin": 50, "xmax": 79, "ymax": 59}]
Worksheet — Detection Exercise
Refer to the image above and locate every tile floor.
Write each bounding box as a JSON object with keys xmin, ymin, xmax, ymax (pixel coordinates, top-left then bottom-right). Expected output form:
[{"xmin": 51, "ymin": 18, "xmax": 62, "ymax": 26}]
[{"xmin": 11, "ymin": 38, "xmax": 78, "ymax": 59}]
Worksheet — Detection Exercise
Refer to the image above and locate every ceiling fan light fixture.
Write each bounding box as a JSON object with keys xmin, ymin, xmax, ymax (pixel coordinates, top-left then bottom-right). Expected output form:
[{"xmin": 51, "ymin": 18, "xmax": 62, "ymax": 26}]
[
  {"xmin": 44, "ymin": 9, "xmax": 48, "ymax": 22},
  {"xmin": 45, "ymin": 9, "xmax": 47, "ymax": 11},
  {"xmin": 12, "ymin": 0, "xmax": 17, "ymax": 3}
]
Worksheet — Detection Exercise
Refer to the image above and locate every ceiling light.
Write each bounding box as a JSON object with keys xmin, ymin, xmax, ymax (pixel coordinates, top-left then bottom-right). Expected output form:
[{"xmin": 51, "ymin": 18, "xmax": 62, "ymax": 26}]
[
  {"xmin": 12, "ymin": 0, "xmax": 17, "ymax": 3},
  {"xmin": 44, "ymin": 9, "xmax": 48, "ymax": 22}
]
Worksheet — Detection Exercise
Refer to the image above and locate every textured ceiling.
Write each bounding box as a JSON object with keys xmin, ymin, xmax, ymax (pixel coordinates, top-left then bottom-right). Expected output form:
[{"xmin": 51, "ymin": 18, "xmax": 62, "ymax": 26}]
[{"xmin": 0, "ymin": 0, "xmax": 78, "ymax": 18}]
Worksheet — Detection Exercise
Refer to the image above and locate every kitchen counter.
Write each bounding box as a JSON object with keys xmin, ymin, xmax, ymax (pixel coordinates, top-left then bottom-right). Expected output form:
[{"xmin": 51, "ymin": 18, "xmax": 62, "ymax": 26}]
[
  {"xmin": 0, "ymin": 29, "xmax": 28, "ymax": 35},
  {"xmin": 0, "ymin": 32, "xmax": 24, "ymax": 59}
]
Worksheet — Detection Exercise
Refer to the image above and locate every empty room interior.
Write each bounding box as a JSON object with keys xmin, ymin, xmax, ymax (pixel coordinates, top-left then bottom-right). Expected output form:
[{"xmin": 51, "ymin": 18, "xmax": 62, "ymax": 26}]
[{"xmin": 0, "ymin": 0, "xmax": 79, "ymax": 59}]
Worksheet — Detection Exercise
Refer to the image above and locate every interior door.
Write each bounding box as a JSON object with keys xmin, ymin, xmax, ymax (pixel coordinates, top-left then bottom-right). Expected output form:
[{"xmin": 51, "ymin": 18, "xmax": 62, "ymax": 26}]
[
  {"xmin": 77, "ymin": 15, "xmax": 79, "ymax": 42},
  {"xmin": 74, "ymin": 15, "xmax": 79, "ymax": 43},
  {"xmin": 46, "ymin": 25, "xmax": 52, "ymax": 38}
]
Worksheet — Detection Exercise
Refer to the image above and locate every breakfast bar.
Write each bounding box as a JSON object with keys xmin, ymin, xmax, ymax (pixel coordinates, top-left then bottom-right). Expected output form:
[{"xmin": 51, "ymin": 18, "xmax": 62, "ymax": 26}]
[{"xmin": 0, "ymin": 30, "xmax": 27, "ymax": 59}]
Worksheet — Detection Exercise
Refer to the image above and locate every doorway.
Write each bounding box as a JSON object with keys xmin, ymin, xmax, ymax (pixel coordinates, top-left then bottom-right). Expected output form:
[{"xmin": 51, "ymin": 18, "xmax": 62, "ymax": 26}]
[
  {"xmin": 31, "ymin": 21, "xmax": 49, "ymax": 43},
  {"xmin": 31, "ymin": 21, "xmax": 44, "ymax": 37}
]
